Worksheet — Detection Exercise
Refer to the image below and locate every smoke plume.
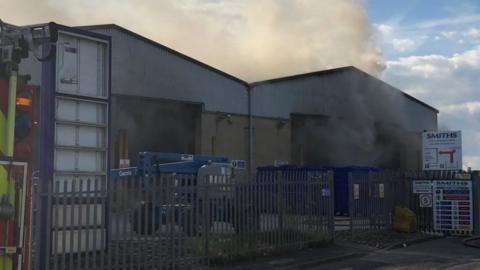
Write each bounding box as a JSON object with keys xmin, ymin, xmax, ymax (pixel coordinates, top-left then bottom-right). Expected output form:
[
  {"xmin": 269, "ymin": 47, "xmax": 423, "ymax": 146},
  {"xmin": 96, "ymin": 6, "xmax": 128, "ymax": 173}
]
[{"xmin": 0, "ymin": 0, "xmax": 384, "ymax": 81}]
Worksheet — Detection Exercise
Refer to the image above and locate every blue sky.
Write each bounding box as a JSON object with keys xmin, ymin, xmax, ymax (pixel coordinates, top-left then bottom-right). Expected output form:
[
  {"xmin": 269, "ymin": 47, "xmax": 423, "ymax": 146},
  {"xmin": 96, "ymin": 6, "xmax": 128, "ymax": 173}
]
[
  {"xmin": 366, "ymin": 0, "xmax": 480, "ymax": 169},
  {"xmin": 367, "ymin": 0, "xmax": 480, "ymax": 58}
]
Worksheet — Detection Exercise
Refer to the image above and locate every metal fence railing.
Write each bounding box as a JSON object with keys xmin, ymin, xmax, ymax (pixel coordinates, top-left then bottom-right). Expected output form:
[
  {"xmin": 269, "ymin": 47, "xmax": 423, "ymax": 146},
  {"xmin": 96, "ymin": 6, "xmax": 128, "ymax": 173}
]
[
  {"xmin": 348, "ymin": 170, "xmax": 478, "ymax": 239},
  {"xmin": 30, "ymin": 170, "xmax": 335, "ymax": 270}
]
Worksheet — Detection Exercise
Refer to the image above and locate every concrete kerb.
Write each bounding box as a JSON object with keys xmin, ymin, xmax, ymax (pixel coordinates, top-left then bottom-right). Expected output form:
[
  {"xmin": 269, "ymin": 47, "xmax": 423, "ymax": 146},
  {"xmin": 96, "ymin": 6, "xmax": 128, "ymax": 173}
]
[
  {"xmin": 463, "ymin": 235, "xmax": 480, "ymax": 248},
  {"xmin": 383, "ymin": 234, "xmax": 444, "ymax": 251}
]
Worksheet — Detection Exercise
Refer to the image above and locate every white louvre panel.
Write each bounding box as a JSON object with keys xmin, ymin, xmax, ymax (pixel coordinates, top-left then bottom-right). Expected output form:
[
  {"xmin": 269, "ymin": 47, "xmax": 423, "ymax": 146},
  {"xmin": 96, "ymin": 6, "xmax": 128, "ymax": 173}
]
[
  {"xmin": 56, "ymin": 125, "xmax": 106, "ymax": 148},
  {"xmin": 52, "ymin": 229, "xmax": 106, "ymax": 254},
  {"xmin": 54, "ymin": 97, "xmax": 108, "ymax": 179},
  {"xmin": 56, "ymin": 98, "xmax": 106, "ymax": 125},
  {"xmin": 56, "ymin": 33, "xmax": 107, "ymax": 99}
]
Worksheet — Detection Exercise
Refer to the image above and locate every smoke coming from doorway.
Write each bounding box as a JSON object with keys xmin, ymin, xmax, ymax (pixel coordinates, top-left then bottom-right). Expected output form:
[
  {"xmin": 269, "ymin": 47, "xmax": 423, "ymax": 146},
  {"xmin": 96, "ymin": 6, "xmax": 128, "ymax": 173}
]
[
  {"xmin": 0, "ymin": 0, "xmax": 384, "ymax": 81},
  {"xmin": 293, "ymin": 73, "xmax": 421, "ymax": 169}
]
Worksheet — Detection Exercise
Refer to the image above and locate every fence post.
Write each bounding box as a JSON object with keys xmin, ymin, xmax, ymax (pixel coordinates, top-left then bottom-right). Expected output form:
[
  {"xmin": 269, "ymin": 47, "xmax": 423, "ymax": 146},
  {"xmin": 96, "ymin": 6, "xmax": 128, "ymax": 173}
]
[
  {"xmin": 328, "ymin": 171, "xmax": 335, "ymax": 242},
  {"xmin": 203, "ymin": 176, "xmax": 210, "ymax": 266},
  {"xmin": 277, "ymin": 171, "xmax": 284, "ymax": 242},
  {"xmin": 348, "ymin": 172, "xmax": 353, "ymax": 241},
  {"xmin": 473, "ymin": 171, "xmax": 480, "ymax": 234}
]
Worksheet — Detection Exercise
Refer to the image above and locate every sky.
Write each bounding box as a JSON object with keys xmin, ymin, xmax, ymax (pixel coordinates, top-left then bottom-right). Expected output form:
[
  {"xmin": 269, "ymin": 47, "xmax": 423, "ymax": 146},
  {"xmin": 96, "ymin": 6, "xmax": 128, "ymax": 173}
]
[
  {"xmin": 366, "ymin": 0, "xmax": 480, "ymax": 170},
  {"xmin": 0, "ymin": 0, "xmax": 478, "ymax": 169}
]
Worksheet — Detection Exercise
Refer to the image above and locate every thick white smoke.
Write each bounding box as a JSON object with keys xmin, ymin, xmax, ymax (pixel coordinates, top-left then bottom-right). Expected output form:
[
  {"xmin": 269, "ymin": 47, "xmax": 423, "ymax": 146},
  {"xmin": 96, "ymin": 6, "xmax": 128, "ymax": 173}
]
[{"xmin": 0, "ymin": 0, "xmax": 384, "ymax": 81}]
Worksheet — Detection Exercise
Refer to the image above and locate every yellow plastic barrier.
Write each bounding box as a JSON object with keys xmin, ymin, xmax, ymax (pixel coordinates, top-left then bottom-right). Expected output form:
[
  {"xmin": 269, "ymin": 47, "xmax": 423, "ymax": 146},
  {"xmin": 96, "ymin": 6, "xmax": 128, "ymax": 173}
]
[{"xmin": 392, "ymin": 206, "xmax": 417, "ymax": 233}]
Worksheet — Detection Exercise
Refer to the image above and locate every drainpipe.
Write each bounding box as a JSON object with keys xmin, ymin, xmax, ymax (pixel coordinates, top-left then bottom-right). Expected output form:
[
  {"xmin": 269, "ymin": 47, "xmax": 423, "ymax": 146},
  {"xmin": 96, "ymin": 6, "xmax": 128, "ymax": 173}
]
[{"xmin": 248, "ymin": 86, "xmax": 254, "ymax": 174}]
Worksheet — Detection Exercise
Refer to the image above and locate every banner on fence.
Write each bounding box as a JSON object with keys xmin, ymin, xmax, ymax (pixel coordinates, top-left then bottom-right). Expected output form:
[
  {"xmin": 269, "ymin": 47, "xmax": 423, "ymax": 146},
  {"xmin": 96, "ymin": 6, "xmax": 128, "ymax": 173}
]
[{"xmin": 433, "ymin": 180, "xmax": 472, "ymax": 232}]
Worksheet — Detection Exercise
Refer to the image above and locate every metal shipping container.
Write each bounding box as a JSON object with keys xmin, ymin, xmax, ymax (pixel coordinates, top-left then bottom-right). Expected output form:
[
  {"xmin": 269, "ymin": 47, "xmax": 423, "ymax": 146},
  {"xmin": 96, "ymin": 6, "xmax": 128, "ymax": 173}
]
[{"xmin": 30, "ymin": 24, "xmax": 111, "ymax": 270}]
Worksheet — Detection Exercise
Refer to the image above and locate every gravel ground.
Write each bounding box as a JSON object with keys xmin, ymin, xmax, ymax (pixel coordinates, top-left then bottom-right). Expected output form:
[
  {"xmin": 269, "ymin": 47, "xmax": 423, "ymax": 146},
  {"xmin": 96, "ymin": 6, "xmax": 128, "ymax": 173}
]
[{"xmin": 335, "ymin": 230, "xmax": 436, "ymax": 249}]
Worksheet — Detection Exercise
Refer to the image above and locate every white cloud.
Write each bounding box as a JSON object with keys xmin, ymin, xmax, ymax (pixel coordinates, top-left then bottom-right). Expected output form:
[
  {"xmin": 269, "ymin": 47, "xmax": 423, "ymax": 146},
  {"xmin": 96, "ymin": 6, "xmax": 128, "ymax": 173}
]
[
  {"xmin": 376, "ymin": 23, "xmax": 393, "ymax": 35},
  {"xmin": 416, "ymin": 13, "xmax": 480, "ymax": 29},
  {"xmin": 434, "ymin": 36, "xmax": 441, "ymax": 41},
  {"xmin": 463, "ymin": 27, "xmax": 480, "ymax": 38},
  {"xmin": 392, "ymin": 38, "xmax": 416, "ymax": 52},
  {"xmin": 374, "ymin": 24, "xmax": 425, "ymax": 53},
  {"xmin": 382, "ymin": 45, "xmax": 480, "ymax": 169},
  {"xmin": 441, "ymin": 31, "xmax": 457, "ymax": 39},
  {"xmin": 441, "ymin": 102, "xmax": 480, "ymax": 114}
]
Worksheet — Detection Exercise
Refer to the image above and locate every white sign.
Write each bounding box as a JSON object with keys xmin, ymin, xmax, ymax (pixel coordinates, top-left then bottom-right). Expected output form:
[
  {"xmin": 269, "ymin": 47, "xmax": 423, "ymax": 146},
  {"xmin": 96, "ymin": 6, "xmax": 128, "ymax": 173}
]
[
  {"xmin": 231, "ymin": 160, "xmax": 247, "ymax": 170},
  {"xmin": 413, "ymin": 180, "xmax": 432, "ymax": 194},
  {"xmin": 353, "ymin": 184, "xmax": 359, "ymax": 200},
  {"xmin": 274, "ymin": 160, "xmax": 289, "ymax": 167},
  {"xmin": 422, "ymin": 131, "xmax": 462, "ymax": 171},
  {"xmin": 419, "ymin": 194, "xmax": 432, "ymax": 207},
  {"xmin": 433, "ymin": 180, "xmax": 472, "ymax": 232},
  {"xmin": 119, "ymin": 159, "xmax": 130, "ymax": 168},
  {"xmin": 379, "ymin": 183, "xmax": 385, "ymax": 198},
  {"xmin": 180, "ymin": 154, "xmax": 194, "ymax": 161}
]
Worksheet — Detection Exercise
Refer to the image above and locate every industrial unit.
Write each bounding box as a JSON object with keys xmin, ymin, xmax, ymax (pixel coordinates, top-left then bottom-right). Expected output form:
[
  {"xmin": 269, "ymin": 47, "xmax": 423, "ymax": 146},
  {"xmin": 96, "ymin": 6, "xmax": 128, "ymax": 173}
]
[{"xmin": 80, "ymin": 24, "xmax": 438, "ymax": 171}]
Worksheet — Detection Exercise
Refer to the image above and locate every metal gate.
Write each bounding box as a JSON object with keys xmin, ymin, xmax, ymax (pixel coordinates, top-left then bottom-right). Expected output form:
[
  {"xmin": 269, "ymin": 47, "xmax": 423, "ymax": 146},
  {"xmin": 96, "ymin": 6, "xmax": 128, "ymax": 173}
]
[
  {"xmin": 348, "ymin": 171, "xmax": 394, "ymax": 234},
  {"xmin": 30, "ymin": 170, "xmax": 335, "ymax": 270}
]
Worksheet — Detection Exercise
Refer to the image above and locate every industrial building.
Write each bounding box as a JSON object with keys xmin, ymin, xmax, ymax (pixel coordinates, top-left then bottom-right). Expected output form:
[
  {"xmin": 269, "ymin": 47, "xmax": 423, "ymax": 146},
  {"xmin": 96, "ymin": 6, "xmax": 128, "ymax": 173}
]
[{"xmin": 80, "ymin": 24, "xmax": 438, "ymax": 171}]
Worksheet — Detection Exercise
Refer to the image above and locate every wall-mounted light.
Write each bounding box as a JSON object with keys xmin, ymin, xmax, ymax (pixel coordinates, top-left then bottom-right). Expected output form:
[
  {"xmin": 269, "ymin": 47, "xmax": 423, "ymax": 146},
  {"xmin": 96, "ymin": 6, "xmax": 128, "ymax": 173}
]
[
  {"xmin": 276, "ymin": 120, "xmax": 288, "ymax": 129},
  {"xmin": 217, "ymin": 113, "xmax": 233, "ymax": 125}
]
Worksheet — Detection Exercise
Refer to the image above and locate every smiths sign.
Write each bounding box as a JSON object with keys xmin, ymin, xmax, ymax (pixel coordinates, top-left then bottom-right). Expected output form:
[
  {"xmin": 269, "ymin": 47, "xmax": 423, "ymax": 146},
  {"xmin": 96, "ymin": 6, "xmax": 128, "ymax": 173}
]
[{"xmin": 422, "ymin": 131, "xmax": 462, "ymax": 171}]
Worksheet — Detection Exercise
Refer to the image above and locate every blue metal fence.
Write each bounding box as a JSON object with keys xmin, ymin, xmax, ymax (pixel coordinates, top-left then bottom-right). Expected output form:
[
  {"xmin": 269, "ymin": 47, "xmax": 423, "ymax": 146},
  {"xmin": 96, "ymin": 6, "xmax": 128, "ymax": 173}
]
[
  {"xmin": 333, "ymin": 167, "xmax": 379, "ymax": 216},
  {"xmin": 256, "ymin": 166, "xmax": 379, "ymax": 217}
]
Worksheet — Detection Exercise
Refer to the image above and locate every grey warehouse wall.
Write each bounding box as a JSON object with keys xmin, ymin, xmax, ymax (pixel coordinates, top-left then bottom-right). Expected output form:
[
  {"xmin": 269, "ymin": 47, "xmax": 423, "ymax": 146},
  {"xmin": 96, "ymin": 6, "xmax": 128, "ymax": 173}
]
[
  {"xmin": 86, "ymin": 27, "xmax": 249, "ymax": 115},
  {"xmin": 251, "ymin": 67, "xmax": 438, "ymax": 169},
  {"xmin": 251, "ymin": 67, "xmax": 437, "ymax": 132}
]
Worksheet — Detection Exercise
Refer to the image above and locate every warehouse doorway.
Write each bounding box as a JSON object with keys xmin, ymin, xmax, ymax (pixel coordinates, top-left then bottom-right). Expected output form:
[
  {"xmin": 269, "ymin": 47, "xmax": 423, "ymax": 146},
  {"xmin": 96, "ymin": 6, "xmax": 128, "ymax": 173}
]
[
  {"xmin": 111, "ymin": 95, "xmax": 202, "ymax": 167},
  {"xmin": 291, "ymin": 114, "xmax": 331, "ymax": 166}
]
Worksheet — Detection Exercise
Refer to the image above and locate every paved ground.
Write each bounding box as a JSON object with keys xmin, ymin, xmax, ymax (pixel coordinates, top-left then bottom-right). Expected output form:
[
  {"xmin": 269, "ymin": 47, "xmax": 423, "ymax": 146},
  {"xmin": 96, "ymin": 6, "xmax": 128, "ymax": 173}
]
[
  {"xmin": 309, "ymin": 237, "xmax": 480, "ymax": 270},
  {"xmin": 217, "ymin": 237, "xmax": 479, "ymax": 270},
  {"xmin": 216, "ymin": 242, "xmax": 374, "ymax": 270}
]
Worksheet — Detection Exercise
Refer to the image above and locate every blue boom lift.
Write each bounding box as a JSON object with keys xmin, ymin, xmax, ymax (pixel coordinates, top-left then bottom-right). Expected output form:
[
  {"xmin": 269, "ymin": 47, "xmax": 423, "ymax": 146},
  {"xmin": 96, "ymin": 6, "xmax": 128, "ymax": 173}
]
[{"xmin": 110, "ymin": 152, "xmax": 253, "ymax": 235}]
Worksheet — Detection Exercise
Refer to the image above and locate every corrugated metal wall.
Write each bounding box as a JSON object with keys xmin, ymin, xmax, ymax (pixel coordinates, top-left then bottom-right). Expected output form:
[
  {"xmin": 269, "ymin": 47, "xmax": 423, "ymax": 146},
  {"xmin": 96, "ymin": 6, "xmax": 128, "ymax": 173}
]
[
  {"xmin": 251, "ymin": 68, "xmax": 437, "ymax": 169},
  {"xmin": 88, "ymin": 28, "xmax": 249, "ymax": 115},
  {"xmin": 250, "ymin": 68, "xmax": 437, "ymax": 132}
]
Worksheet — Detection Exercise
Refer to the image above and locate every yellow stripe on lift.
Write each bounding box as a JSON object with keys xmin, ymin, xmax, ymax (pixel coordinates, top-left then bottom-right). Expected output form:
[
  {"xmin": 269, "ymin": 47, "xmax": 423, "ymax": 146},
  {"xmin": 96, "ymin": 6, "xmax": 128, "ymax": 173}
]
[
  {"xmin": 0, "ymin": 256, "xmax": 13, "ymax": 270},
  {"xmin": 0, "ymin": 165, "xmax": 14, "ymax": 270},
  {"xmin": 0, "ymin": 110, "xmax": 6, "ymax": 156},
  {"xmin": 0, "ymin": 165, "xmax": 15, "ymax": 205},
  {"xmin": 5, "ymin": 73, "xmax": 17, "ymax": 157}
]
